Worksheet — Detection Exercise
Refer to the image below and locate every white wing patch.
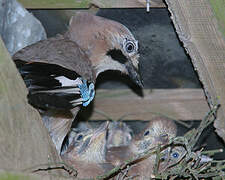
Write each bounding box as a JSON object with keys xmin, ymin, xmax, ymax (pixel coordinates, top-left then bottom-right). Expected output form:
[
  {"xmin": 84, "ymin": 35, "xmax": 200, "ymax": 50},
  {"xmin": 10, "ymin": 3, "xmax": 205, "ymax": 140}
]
[{"xmin": 55, "ymin": 76, "xmax": 83, "ymax": 87}]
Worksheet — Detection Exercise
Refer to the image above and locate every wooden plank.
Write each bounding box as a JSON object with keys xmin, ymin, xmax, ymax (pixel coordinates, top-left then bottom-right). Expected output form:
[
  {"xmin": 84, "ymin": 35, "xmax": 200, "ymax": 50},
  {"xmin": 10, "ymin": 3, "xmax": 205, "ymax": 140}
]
[
  {"xmin": 0, "ymin": 37, "xmax": 62, "ymax": 177},
  {"xmin": 86, "ymin": 89, "xmax": 209, "ymax": 121},
  {"xmin": 0, "ymin": 169, "xmax": 75, "ymax": 180},
  {"xmin": 165, "ymin": 0, "xmax": 225, "ymax": 141},
  {"xmin": 17, "ymin": 0, "xmax": 165, "ymax": 9}
]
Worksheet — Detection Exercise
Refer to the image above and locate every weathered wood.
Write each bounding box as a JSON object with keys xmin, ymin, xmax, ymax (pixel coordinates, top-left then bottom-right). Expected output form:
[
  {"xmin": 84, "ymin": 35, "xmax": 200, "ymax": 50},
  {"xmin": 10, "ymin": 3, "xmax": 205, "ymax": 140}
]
[
  {"xmin": 87, "ymin": 89, "xmax": 209, "ymax": 121},
  {"xmin": 17, "ymin": 0, "xmax": 165, "ymax": 9},
  {"xmin": 165, "ymin": 0, "xmax": 225, "ymax": 141},
  {"xmin": 0, "ymin": 170, "xmax": 75, "ymax": 180},
  {"xmin": 0, "ymin": 37, "xmax": 65, "ymax": 178}
]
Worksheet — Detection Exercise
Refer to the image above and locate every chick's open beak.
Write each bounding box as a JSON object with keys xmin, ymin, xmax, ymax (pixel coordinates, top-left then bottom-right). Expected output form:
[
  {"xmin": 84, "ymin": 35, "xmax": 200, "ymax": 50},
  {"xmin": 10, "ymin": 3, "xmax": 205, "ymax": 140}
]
[{"xmin": 125, "ymin": 61, "xmax": 144, "ymax": 88}]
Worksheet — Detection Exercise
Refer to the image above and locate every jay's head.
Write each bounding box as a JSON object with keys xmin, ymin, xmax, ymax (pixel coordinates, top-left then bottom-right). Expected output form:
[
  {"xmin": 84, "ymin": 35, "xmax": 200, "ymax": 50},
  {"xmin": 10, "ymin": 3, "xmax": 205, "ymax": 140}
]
[
  {"xmin": 62, "ymin": 121, "xmax": 109, "ymax": 163},
  {"xmin": 65, "ymin": 12, "xmax": 143, "ymax": 87}
]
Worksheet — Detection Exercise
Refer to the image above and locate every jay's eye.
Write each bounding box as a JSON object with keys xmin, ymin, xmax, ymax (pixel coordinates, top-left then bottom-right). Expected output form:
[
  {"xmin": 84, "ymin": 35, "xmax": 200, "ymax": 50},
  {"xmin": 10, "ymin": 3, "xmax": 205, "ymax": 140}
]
[{"xmin": 124, "ymin": 41, "xmax": 136, "ymax": 53}]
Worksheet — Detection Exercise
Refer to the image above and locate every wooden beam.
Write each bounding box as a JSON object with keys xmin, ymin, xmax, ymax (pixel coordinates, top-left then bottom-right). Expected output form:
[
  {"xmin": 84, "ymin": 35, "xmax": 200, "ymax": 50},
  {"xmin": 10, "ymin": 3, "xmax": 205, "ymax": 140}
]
[
  {"xmin": 17, "ymin": 0, "xmax": 165, "ymax": 9},
  {"xmin": 86, "ymin": 89, "xmax": 209, "ymax": 121}
]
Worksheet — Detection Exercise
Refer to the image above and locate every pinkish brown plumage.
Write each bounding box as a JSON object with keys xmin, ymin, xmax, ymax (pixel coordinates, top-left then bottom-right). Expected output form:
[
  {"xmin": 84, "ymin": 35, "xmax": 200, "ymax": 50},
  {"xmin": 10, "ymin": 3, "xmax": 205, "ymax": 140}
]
[
  {"xmin": 106, "ymin": 117, "xmax": 177, "ymax": 179},
  {"xmin": 13, "ymin": 12, "xmax": 142, "ymax": 154},
  {"xmin": 65, "ymin": 12, "xmax": 140, "ymax": 77}
]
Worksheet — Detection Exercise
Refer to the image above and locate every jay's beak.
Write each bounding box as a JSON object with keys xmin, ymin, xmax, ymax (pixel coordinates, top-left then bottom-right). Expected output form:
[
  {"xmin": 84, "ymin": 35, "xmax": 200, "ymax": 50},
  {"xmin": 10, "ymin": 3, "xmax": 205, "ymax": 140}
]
[{"xmin": 125, "ymin": 61, "xmax": 144, "ymax": 88}]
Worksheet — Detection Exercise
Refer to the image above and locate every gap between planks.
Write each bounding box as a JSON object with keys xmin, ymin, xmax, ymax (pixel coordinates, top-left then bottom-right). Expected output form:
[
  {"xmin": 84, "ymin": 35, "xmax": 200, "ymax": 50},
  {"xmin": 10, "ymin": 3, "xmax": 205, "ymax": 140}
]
[{"xmin": 87, "ymin": 89, "xmax": 209, "ymax": 121}]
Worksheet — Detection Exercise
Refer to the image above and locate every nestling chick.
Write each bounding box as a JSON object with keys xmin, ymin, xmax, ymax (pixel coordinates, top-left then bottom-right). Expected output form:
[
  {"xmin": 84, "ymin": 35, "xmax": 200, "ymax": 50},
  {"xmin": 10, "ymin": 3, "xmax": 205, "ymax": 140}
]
[
  {"xmin": 160, "ymin": 145, "xmax": 213, "ymax": 173},
  {"xmin": 132, "ymin": 117, "xmax": 177, "ymax": 154},
  {"xmin": 161, "ymin": 145, "xmax": 187, "ymax": 168},
  {"xmin": 106, "ymin": 117, "xmax": 177, "ymax": 179},
  {"xmin": 61, "ymin": 121, "xmax": 114, "ymax": 179},
  {"xmin": 61, "ymin": 121, "xmax": 91, "ymax": 155},
  {"xmin": 107, "ymin": 121, "xmax": 133, "ymax": 149},
  {"xmin": 13, "ymin": 12, "xmax": 142, "ymax": 153}
]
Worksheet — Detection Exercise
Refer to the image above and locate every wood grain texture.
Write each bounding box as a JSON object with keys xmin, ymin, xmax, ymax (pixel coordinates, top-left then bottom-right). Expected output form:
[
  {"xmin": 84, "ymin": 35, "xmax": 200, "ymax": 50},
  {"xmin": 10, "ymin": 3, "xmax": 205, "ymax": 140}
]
[
  {"xmin": 17, "ymin": 0, "xmax": 165, "ymax": 9},
  {"xmin": 165, "ymin": 0, "xmax": 225, "ymax": 140},
  {"xmin": 0, "ymin": 37, "xmax": 66, "ymax": 179},
  {"xmin": 87, "ymin": 89, "xmax": 209, "ymax": 121},
  {"xmin": 0, "ymin": 170, "xmax": 75, "ymax": 180}
]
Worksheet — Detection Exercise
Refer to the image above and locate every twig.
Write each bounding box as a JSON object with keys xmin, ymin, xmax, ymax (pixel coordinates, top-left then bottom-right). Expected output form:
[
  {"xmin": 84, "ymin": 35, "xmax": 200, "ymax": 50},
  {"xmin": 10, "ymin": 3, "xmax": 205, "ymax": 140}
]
[
  {"xmin": 116, "ymin": 165, "xmax": 132, "ymax": 180},
  {"xmin": 97, "ymin": 104, "xmax": 221, "ymax": 180},
  {"xmin": 201, "ymin": 149, "xmax": 224, "ymax": 156},
  {"xmin": 152, "ymin": 104, "xmax": 222, "ymax": 179},
  {"xmin": 188, "ymin": 104, "xmax": 220, "ymax": 149},
  {"xmin": 23, "ymin": 162, "xmax": 78, "ymax": 178},
  {"xmin": 95, "ymin": 146, "xmax": 159, "ymax": 180}
]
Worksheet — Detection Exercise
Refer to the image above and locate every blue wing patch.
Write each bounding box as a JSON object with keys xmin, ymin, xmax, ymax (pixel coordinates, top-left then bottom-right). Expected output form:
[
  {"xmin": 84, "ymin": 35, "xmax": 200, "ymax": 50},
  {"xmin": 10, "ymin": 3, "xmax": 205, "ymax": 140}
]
[{"xmin": 78, "ymin": 79, "xmax": 95, "ymax": 107}]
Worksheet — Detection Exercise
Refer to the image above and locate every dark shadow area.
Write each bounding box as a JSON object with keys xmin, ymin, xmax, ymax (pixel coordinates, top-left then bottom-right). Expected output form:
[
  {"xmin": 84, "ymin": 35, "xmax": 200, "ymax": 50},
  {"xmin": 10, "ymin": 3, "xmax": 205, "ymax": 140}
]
[
  {"xmin": 95, "ymin": 70, "xmax": 143, "ymax": 96},
  {"xmin": 97, "ymin": 8, "xmax": 201, "ymax": 89},
  {"xmin": 30, "ymin": 10, "xmax": 68, "ymax": 37}
]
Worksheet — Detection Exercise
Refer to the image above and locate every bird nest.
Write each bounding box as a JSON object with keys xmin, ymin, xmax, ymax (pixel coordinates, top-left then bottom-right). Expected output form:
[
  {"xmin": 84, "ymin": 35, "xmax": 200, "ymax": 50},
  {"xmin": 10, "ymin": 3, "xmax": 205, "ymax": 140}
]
[
  {"xmin": 28, "ymin": 104, "xmax": 224, "ymax": 180},
  {"xmin": 92, "ymin": 104, "xmax": 225, "ymax": 180}
]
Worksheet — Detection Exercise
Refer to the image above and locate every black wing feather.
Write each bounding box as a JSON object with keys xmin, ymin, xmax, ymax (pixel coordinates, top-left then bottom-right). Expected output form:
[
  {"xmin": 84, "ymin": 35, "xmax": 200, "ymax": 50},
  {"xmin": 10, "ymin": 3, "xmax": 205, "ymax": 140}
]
[{"xmin": 15, "ymin": 61, "xmax": 83, "ymax": 110}]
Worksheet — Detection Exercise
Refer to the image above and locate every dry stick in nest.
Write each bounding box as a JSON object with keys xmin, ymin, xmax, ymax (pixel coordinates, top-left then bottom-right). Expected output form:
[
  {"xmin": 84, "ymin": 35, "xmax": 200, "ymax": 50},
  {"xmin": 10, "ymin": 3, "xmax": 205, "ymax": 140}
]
[
  {"xmin": 153, "ymin": 104, "xmax": 224, "ymax": 180},
  {"xmin": 23, "ymin": 162, "xmax": 78, "ymax": 178},
  {"xmin": 95, "ymin": 146, "xmax": 160, "ymax": 180},
  {"xmin": 116, "ymin": 165, "xmax": 139, "ymax": 180}
]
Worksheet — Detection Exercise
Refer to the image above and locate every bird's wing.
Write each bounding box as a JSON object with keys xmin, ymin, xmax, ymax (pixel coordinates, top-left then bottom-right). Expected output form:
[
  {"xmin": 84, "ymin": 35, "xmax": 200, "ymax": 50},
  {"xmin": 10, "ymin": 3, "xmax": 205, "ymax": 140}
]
[
  {"xmin": 13, "ymin": 36, "xmax": 96, "ymax": 110},
  {"xmin": 13, "ymin": 36, "xmax": 95, "ymax": 82},
  {"xmin": 13, "ymin": 36, "xmax": 97, "ymax": 154}
]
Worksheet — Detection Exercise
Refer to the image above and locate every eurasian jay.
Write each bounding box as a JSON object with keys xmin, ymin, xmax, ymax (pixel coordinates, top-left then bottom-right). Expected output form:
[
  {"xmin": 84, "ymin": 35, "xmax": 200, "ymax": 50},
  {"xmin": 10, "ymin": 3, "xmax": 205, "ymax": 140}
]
[
  {"xmin": 13, "ymin": 12, "xmax": 142, "ymax": 153},
  {"xmin": 106, "ymin": 117, "xmax": 177, "ymax": 179}
]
